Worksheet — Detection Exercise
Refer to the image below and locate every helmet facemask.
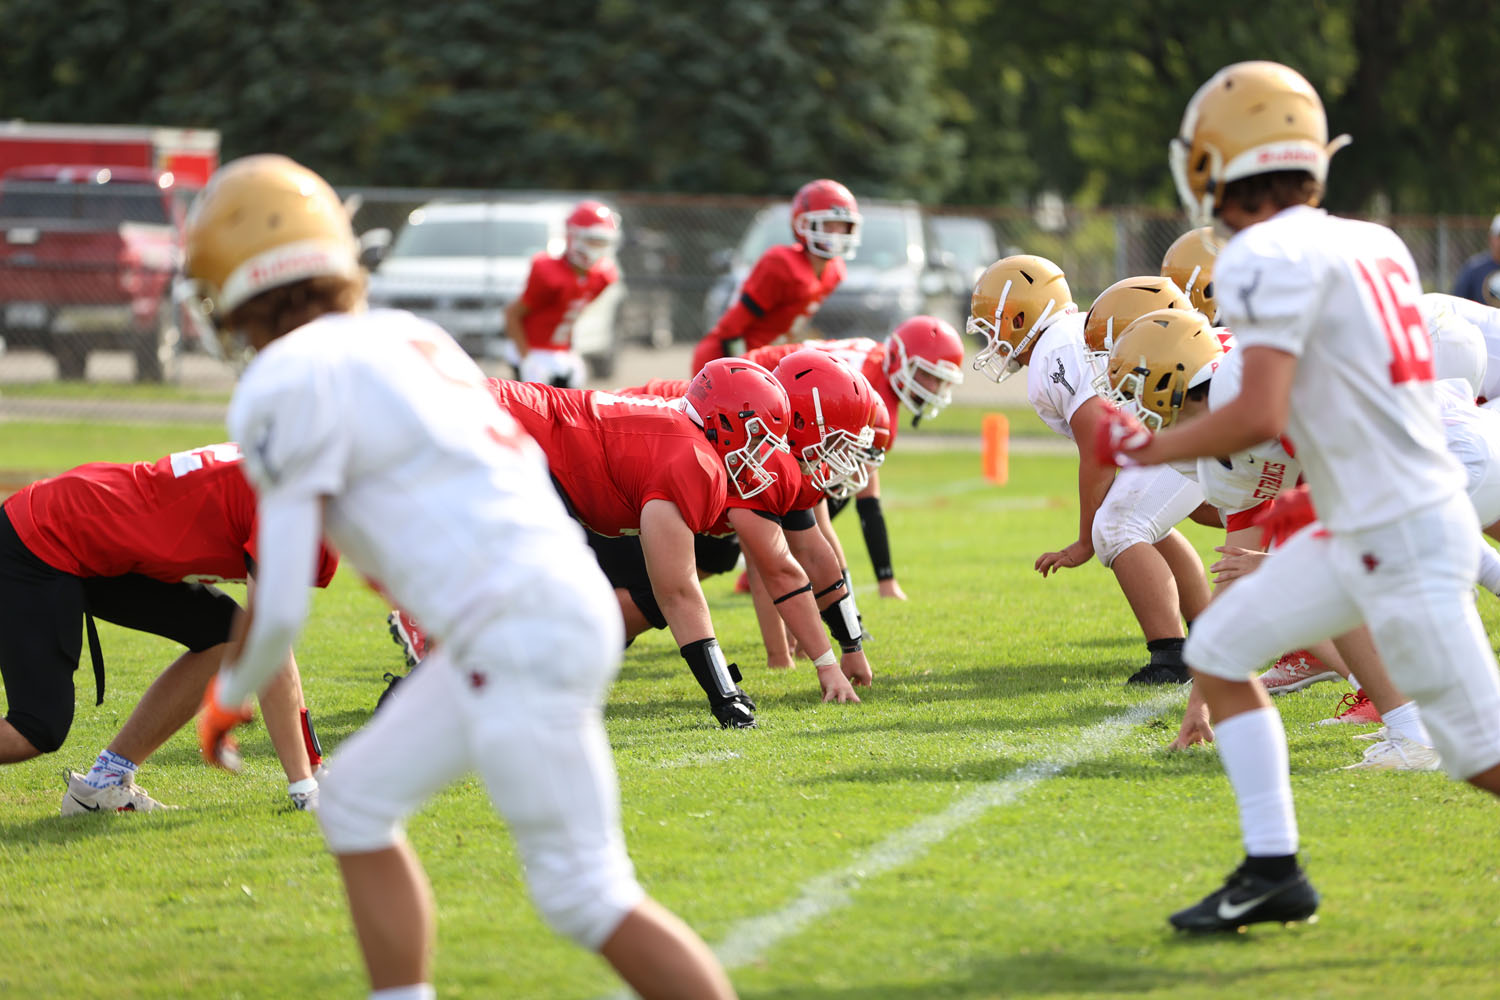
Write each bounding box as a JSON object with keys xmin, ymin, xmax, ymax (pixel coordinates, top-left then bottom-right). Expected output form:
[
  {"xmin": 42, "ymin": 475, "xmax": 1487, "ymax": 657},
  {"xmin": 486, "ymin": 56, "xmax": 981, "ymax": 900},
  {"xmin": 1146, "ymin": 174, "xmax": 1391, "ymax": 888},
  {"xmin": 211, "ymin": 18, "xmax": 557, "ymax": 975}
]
[
  {"xmin": 969, "ymin": 278, "xmax": 1058, "ymax": 384},
  {"xmin": 566, "ymin": 225, "xmax": 619, "ymax": 270},
  {"xmin": 722, "ymin": 413, "xmax": 790, "ymax": 500},
  {"xmin": 794, "ymin": 210, "xmax": 861, "ymax": 260},
  {"xmin": 889, "ymin": 337, "xmax": 963, "ymax": 421},
  {"xmin": 796, "ymin": 386, "xmax": 875, "ymax": 493}
]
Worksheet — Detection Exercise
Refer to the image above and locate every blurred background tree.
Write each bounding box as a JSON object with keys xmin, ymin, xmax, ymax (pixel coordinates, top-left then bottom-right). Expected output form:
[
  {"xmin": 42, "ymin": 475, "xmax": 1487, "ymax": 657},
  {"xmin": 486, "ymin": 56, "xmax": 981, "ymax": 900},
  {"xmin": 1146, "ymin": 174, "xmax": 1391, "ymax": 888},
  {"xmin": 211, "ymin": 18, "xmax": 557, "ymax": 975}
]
[{"xmin": 0, "ymin": 0, "xmax": 1496, "ymax": 212}]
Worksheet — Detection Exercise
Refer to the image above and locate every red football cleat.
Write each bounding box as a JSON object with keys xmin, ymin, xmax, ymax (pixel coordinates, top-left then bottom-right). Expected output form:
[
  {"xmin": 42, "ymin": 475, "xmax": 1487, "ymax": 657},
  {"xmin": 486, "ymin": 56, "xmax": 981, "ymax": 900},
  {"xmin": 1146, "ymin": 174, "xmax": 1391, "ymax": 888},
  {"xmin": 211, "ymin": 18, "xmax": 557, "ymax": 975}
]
[{"xmin": 1315, "ymin": 690, "xmax": 1382, "ymax": 726}]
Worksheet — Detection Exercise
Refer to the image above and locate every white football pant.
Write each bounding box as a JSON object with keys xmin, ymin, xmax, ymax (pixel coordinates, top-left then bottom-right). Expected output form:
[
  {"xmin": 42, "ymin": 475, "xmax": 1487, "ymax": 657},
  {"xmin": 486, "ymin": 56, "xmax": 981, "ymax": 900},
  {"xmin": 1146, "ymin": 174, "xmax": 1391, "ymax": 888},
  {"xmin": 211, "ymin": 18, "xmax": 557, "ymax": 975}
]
[
  {"xmin": 1092, "ymin": 464, "xmax": 1205, "ymax": 568},
  {"xmin": 318, "ymin": 585, "xmax": 643, "ymax": 950},
  {"xmin": 520, "ymin": 348, "xmax": 587, "ymax": 388},
  {"xmin": 1186, "ymin": 491, "xmax": 1500, "ymax": 779}
]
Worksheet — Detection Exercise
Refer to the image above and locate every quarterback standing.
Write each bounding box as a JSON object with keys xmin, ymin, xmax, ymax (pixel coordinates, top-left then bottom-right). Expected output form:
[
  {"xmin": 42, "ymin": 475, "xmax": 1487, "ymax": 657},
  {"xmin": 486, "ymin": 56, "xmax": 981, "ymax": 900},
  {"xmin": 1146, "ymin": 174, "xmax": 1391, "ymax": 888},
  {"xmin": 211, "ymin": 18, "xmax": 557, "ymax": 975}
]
[
  {"xmin": 186, "ymin": 155, "xmax": 735, "ymax": 1000},
  {"xmin": 1097, "ymin": 61, "xmax": 1500, "ymax": 931},
  {"xmin": 690, "ymin": 179, "xmax": 859, "ymax": 374},
  {"xmin": 504, "ymin": 199, "xmax": 621, "ymax": 388}
]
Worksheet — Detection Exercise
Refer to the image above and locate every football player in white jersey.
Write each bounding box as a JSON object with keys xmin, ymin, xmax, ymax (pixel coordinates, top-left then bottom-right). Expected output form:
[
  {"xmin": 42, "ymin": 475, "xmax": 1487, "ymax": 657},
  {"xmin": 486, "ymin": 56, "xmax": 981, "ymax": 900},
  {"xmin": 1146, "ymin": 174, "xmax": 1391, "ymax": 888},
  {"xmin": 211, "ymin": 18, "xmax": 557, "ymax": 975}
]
[
  {"xmin": 1097, "ymin": 61, "xmax": 1500, "ymax": 933},
  {"xmin": 968, "ymin": 258, "xmax": 1211, "ymax": 684},
  {"xmin": 1421, "ymin": 292, "xmax": 1500, "ymax": 405},
  {"xmin": 182, "ymin": 156, "xmax": 735, "ymax": 1000},
  {"xmin": 1104, "ymin": 310, "xmax": 1444, "ymax": 770}
]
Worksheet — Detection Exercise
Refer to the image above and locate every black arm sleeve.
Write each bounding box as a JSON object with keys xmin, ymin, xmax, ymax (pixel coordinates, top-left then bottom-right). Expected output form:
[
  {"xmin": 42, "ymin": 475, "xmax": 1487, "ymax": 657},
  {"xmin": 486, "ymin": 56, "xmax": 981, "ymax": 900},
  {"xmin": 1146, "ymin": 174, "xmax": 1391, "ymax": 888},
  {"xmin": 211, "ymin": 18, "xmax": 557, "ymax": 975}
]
[{"xmin": 856, "ymin": 496, "xmax": 894, "ymax": 581}]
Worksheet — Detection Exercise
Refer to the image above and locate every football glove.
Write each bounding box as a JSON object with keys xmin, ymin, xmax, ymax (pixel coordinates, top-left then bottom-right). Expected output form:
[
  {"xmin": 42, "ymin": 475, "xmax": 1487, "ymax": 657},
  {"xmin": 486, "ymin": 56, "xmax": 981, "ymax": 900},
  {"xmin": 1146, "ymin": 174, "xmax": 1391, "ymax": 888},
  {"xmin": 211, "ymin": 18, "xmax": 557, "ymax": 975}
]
[
  {"xmin": 197, "ymin": 675, "xmax": 254, "ymax": 772},
  {"xmin": 1253, "ymin": 483, "xmax": 1319, "ymax": 549},
  {"xmin": 1093, "ymin": 401, "xmax": 1152, "ymax": 468}
]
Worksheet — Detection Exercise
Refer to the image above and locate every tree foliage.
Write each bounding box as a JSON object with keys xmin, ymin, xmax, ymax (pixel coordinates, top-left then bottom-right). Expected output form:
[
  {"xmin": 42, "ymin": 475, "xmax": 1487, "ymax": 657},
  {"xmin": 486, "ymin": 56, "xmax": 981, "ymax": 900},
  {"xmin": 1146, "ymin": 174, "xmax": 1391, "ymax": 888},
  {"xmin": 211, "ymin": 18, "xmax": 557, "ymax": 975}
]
[{"xmin": 0, "ymin": 0, "xmax": 1495, "ymax": 212}]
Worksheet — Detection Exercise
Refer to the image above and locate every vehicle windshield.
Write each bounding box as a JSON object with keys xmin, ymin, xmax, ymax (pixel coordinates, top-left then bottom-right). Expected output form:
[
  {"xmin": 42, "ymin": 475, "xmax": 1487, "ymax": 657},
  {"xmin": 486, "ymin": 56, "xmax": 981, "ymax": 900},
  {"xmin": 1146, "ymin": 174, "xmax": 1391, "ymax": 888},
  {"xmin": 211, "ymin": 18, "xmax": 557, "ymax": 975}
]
[
  {"xmin": 0, "ymin": 181, "xmax": 170, "ymax": 224},
  {"xmin": 389, "ymin": 216, "xmax": 551, "ymax": 259},
  {"xmin": 738, "ymin": 206, "xmax": 911, "ymax": 271},
  {"xmin": 931, "ymin": 217, "xmax": 997, "ymax": 277}
]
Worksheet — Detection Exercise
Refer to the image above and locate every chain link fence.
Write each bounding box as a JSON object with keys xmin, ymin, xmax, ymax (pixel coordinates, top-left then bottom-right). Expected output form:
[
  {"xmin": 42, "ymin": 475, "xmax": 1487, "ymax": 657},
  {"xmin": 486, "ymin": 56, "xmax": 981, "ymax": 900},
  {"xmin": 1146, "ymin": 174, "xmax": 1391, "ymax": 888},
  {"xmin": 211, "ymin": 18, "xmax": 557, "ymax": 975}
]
[{"xmin": 0, "ymin": 184, "xmax": 1493, "ymax": 411}]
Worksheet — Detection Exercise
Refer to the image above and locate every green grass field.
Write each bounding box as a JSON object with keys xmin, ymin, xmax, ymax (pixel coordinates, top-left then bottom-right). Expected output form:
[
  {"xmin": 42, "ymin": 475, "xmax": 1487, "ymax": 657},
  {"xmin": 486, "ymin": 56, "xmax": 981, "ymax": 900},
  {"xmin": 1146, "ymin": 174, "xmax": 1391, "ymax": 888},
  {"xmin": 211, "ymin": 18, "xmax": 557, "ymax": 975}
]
[{"xmin": 2, "ymin": 424, "xmax": 1499, "ymax": 999}]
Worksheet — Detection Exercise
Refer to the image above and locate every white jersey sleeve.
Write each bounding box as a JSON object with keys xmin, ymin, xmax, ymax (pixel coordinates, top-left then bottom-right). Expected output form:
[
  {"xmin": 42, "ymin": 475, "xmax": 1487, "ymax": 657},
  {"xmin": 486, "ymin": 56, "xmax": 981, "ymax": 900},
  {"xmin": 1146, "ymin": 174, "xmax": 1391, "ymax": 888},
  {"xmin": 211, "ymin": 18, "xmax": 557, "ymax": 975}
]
[
  {"xmin": 229, "ymin": 345, "xmax": 350, "ymax": 499},
  {"xmin": 1025, "ymin": 313, "xmax": 1097, "ymax": 440}
]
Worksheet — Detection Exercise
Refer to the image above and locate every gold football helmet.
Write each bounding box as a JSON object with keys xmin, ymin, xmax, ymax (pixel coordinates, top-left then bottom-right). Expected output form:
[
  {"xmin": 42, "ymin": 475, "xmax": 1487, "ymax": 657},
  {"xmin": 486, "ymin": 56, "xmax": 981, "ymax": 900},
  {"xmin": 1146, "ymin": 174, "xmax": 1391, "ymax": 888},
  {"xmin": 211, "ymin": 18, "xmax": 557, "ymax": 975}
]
[
  {"xmin": 1105, "ymin": 308, "xmax": 1224, "ymax": 430},
  {"xmin": 1082, "ymin": 276, "xmax": 1193, "ymax": 354},
  {"xmin": 968, "ymin": 254, "xmax": 1073, "ymax": 384},
  {"xmin": 1169, "ymin": 61, "xmax": 1351, "ymax": 227},
  {"xmin": 1160, "ymin": 227, "xmax": 1225, "ymax": 322},
  {"xmin": 182, "ymin": 154, "xmax": 359, "ymax": 346}
]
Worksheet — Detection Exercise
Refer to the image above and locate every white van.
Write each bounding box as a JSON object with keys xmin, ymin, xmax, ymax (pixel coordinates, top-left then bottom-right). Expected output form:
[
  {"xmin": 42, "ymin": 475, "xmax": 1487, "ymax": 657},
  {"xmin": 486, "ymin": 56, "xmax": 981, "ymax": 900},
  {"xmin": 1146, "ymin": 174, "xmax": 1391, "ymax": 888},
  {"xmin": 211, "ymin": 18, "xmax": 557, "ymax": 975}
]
[{"xmin": 366, "ymin": 199, "xmax": 622, "ymax": 375}]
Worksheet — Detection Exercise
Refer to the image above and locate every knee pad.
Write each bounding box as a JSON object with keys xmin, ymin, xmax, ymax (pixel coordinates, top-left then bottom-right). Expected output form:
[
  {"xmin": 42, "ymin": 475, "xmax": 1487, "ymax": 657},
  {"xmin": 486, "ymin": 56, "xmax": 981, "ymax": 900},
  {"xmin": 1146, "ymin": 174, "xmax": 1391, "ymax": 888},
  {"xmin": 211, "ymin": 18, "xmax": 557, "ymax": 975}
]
[{"xmin": 524, "ymin": 849, "xmax": 645, "ymax": 949}]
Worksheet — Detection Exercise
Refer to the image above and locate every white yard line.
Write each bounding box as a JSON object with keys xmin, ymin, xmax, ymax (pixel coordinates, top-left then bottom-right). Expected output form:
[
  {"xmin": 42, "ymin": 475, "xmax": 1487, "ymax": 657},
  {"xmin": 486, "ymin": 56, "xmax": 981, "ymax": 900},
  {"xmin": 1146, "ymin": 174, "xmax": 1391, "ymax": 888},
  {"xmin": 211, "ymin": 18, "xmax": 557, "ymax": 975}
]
[{"xmin": 600, "ymin": 690, "xmax": 1183, "ymax": 997}]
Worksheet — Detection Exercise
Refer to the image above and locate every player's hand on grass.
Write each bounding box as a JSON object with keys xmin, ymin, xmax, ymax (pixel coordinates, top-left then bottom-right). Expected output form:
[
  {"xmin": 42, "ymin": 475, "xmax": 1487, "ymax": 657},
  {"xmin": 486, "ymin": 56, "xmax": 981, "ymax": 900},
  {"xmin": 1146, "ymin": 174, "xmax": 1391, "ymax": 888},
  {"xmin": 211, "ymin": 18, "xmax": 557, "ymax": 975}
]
[
  {"xmin": 1167, "ymin": 702, "xmax": 1215, "ymax": 750},
  {"xmin": 1210, "ymin": 545, "xmax": 1268, "ymax": 585},
  {"xmin": 840, "ymin": 648, "xmax": 873, "ymax": 687},
  {"xmin": 197, "ymin": 675, "xmax": 254, "ymax": 772},
  {"xmin": 1035, "ymin": 539, "xmax": 1093, "ymax": 577},
  {"xmin": 816, "ymin": 660, "xmax": 861, "ymax": 703},
  {"xmin": 878, "ymin": 578, "xmax": 908, "ymax": 600}
]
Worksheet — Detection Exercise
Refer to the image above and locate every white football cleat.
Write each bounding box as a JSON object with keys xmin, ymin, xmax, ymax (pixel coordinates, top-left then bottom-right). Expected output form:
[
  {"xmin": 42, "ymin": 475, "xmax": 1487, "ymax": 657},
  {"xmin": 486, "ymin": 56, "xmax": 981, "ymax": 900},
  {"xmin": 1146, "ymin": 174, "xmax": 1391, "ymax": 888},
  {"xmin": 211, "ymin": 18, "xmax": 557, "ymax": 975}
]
[
  {"xmin": 60, "ymin": 770, "xmax": 175, "ymax": 816},
  {"xmin": 1341, "ymin": 734, "xmax": 1441, "ymax": 772}
]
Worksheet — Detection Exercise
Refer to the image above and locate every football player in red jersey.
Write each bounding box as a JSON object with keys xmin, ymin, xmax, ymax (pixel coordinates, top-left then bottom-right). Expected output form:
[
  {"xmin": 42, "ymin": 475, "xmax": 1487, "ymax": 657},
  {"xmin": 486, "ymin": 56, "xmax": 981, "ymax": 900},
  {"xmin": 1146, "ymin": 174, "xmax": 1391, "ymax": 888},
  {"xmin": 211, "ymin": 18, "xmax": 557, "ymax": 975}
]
[
  {"xmin": 0, "ymin": 442, "xmax": 337, "ymax": 811},
  {"xmin": 487, "ymin": 358, "xmax": 868, "ymax": 723},
  {"xmin": 617, "ymin": 353, "xmax": 881, "ymax": 688},
  {"xmin": 504, "ymin": 200, "xmax": 621, "ymax": 388},
  {"xmin": 690, "ymin": 179, "xmax": 859, "ymax": 374},
  {"xmin": 746, "ymin": 315, "xmax": 966, "ymax": 599}
]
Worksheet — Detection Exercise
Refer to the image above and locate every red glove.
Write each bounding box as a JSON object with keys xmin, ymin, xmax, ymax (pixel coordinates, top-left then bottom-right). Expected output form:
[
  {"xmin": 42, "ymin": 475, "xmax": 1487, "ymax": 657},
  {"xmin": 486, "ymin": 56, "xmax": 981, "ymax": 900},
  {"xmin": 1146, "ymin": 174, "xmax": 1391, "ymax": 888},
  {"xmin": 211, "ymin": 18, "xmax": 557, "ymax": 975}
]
[
  {"xmin": 1254, "ymin": 483, "xmax": 1318, "ymax": 549},
  {"xmin": 197, "ymin": 675, "xmax": 254, "ymax": 772},
  {"xmin": 1093, "ymin": 401, "xmax": 1153, "ymax": 468}
]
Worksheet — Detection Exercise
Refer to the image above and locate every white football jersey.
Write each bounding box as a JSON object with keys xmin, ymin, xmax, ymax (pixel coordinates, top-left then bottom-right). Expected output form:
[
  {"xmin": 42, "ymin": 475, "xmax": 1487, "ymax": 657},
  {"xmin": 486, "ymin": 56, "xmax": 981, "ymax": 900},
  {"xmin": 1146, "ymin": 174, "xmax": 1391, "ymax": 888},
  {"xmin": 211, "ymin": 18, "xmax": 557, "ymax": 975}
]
[
  {"xmin": 1026, "ymin": 312, "xmax": 1097, "ymax": 440},
  {"xmin": 228, "ymin": 309, "xmax": 602, "ymax": 648},
  {"xmin": 1216, "ymin": 206, "xmax": 1464, "ymax": 532},
  {"xmin": 1197, "ymin": 347, "xmax": 1300, "ymax": 517},
  {"xmin": 1422, "ymin": 292, "xmax": 1500, "ymax": 401},
  {"xmin": 1436, "ymin": 377, "xmax": 1500, "ymax": 526}
]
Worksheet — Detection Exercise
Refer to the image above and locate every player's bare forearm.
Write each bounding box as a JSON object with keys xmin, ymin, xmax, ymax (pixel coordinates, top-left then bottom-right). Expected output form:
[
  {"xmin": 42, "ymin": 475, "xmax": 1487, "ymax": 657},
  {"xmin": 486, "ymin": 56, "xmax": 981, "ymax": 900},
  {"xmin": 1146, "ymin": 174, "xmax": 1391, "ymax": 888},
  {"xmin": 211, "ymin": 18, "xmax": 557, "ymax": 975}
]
[
  {"xmin": 504, "ymin": 301, "xmax": 529, "ymax": 357},
  {"xmin": 641, "ymin": 500, "xmax": 715, "ymax": 645},
  {"xmin": 733, "ymin": 510, "xmax": 834, "ymax": 661}
]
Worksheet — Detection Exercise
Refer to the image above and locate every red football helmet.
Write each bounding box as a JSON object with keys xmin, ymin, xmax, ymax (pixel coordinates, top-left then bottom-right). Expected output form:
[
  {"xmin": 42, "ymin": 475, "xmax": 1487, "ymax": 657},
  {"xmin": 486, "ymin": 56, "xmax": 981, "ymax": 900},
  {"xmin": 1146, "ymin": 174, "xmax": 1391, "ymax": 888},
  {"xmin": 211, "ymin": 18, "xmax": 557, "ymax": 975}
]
[
  {"xmin": 771, "ymin": 350, "xmax": 877, "ymax": 493},
  {"xmin": 791, "ymin": 179, "xmax": 861, "ymax": 260},
  {"xmin": 685, "ymin": 358, "xmax": 791, "ymax": 499},
  {"xmin": 827, "ymin": 394, "xmax": 889, "ymax": 501},
  {"xmin": 884, "ymin": 315, "xmax": 965, "ymax": 422},
  {"xmin": 565, "ymin": 200, "xmax": 620, "ymax": 270}
]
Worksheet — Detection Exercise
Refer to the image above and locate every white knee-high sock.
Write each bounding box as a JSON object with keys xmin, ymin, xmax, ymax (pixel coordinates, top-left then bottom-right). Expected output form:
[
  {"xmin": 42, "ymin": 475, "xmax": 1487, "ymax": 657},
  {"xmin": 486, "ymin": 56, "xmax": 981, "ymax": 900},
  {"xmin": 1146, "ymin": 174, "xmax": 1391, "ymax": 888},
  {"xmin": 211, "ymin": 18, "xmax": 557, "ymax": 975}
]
[
  {"xmin": 1381, "ymin": 701, "xmax": 1434, "ymax": 747},
  {"xmin": 1214, "ymin": 707, "xmax": 1298, "ymax": 857},
  {"xmin": 370, "ymin": 986, "xmax": 434, "ymax": 1000}
]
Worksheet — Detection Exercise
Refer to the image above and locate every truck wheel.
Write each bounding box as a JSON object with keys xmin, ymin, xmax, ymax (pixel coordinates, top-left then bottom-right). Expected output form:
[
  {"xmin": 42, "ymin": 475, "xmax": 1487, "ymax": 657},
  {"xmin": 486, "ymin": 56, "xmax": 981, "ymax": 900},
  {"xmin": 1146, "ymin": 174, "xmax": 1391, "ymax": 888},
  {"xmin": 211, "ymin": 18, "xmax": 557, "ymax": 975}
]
[
  {"xmin": 53, "ymin": 342, "xmax": 88, "ymax": 381},
  {"xmin": 133, "ymin": 305, "xmax": 179, "ymax": 383}
]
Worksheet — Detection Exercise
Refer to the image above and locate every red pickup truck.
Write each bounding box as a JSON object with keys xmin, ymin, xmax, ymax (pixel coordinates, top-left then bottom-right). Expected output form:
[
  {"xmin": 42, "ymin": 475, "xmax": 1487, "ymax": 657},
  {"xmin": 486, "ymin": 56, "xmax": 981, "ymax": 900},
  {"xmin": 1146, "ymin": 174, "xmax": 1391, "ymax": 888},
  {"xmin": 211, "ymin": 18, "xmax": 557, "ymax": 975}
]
[{"xmin": 0, "ymin": 164, "xmax": 187, "ymax": 381}]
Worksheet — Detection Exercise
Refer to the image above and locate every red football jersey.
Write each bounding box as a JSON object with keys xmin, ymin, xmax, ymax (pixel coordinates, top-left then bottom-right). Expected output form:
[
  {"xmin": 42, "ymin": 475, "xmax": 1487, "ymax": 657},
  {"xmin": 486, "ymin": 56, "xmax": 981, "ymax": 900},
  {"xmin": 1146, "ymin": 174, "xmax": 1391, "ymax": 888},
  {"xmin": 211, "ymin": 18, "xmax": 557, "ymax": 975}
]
[
  {"xmin": 747, "ymin": 337, "xmax": 902, "ymax": 448},
  {"xmin": 488, "ymin": 379, "xmax": 727, "ymax": 537},
  {"xmin": 518, "ymin": 252, "xmax": 618, "ymax": 351},
  {"xmin": 4, "ymin": 443, "xmax": 340, "ymax": 585},
  {"xmin": 706, "ymin": 244, "xmax": 845, "ymax": 354}
]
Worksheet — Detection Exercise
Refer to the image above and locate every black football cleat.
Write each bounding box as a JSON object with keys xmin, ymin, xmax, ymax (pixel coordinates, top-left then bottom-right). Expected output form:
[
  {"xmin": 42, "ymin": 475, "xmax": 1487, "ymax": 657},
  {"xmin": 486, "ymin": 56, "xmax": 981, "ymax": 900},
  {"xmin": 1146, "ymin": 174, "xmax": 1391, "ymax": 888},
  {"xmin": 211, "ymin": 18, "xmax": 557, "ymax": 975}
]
[
  {"xmin": 1127, "ymin": 662, "xmax": 1191, "ymax": 685},
  {"xmin": 1169, "ymin": 862, "xmax": 1320, "ymax": 932},
  {"xmin": 711, "ymin": 693, "xmax": 758, "ymax": 729}
]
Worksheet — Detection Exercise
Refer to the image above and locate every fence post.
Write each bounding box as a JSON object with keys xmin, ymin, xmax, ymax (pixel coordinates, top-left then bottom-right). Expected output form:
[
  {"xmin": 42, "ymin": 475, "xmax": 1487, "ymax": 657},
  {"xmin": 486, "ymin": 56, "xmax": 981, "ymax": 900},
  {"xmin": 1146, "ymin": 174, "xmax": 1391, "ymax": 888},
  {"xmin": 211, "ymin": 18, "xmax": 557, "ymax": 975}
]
[{"xmin": 1436, "ymin": 216, "xmax": 1449, "ymax": 292}]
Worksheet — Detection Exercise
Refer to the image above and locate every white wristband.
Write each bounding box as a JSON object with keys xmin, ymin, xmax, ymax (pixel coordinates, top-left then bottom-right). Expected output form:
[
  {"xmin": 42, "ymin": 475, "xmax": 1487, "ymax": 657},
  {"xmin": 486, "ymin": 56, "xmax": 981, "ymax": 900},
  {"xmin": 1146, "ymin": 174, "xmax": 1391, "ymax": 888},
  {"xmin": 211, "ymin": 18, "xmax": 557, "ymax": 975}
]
[{"xmin": 812, "ymin": 650, "xmax": 838, "ymax": 669}]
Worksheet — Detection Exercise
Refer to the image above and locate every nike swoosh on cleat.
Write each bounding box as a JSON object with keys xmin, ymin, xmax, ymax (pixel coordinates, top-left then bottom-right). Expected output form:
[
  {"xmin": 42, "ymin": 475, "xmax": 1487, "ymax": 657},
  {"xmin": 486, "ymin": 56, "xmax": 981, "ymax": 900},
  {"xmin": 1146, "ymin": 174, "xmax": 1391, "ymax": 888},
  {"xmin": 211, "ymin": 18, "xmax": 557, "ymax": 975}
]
[
  {"xmin": 69, "ymin": 795, "xmax": 101, "ymax": 813},
  {"xmin": 1216, "ymin": 889, "xmax": 1280, "ymax": 922}
]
